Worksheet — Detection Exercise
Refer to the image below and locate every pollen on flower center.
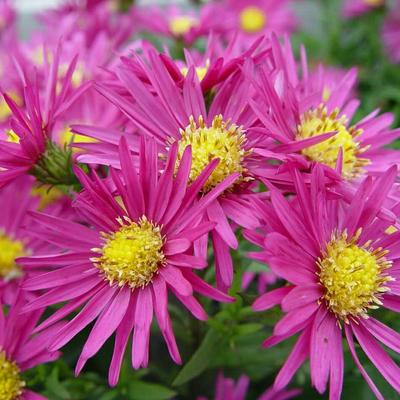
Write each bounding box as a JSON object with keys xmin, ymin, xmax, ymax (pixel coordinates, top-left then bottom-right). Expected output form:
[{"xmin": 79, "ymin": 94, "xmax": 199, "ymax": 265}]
[
  {"xmin": 297, "ymin": 105, "xmax": 370, "ymax": 179},
  {"xmin": 169, "ymin": 16, "xmax": 198, "ymax": 36},
  {"xmin": 177, "ymin": 115, "xmax": 248, "ymax": 193},
  {"xmin": 239, "ymin": 6, "xmax": 267, "ymax": 33},
  {"xmin": 0, "ymin": 350, "xmax": 25, "ymax": 400},
  {"xmin": 0, "ymin": 234, "xmax": 24, "ymax": 281},
  {"xmin": 6, "ymin": 130, "xmax": 19, "ymax": 144},
  {"xmin": 318, "ymin": 229, "xmax": 392, "ymax": 322},
  {"xmin": 60, "ymin": 127, "xmax": 97, "ymax": 151},
  {"xmin": 92, "ymin": 216, "xmax": 165, "ymax": 290}
]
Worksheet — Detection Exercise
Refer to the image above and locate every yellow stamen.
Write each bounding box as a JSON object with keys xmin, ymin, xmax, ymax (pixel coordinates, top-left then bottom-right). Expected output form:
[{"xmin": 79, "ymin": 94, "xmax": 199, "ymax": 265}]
[
  {"xmin": 176, "ymin": 115, "xmax": 248, "ymax": 193},
  {"xmin": 60, "ymin": 127, "xmax": 97, "ymax": 151},
  {"xmin": 169, "ymin": 16, "xmax": 198, "ymax": 36},
  {"xmin": 92, "ymin": 216, "xmax": 165, "ymax": 290},
  {"xmin": 0, "ymin": 350, "xmax": 25, "ymax": 400},
  {"xmin": 297, "ymin": 105, "xmax": 370, "ymax": 179},
  {"xmin": 0, "ymin": 93, "xmax": 22, "ymax": 121},
  {"xmin": 6, "ymin": 130, "xmax": 19, "ymax": 144},
  {"xmin": 0, "ymin": 234, "xmax": 24, "ymax": 281},
  {"xmin": 239, "ymin": 6, "xmax": 267, "ymax": 33},
  {"xmin": 385, "ymin": 225, "xmax": 398, "ymax": 235},
  {"xmin": 181, "ymin": 61, "xmax": 209, "ymax": 82},
  {"xmin": 318, "ymin": 229, "xmax": 392, "ymax": 322},
  {"xmin": 322, "ymin": 87, "xmax": 331, "ymax": 102},
  {"xmin": 31, "ymin": 185, "xmax": 64, "ymax": 210}
]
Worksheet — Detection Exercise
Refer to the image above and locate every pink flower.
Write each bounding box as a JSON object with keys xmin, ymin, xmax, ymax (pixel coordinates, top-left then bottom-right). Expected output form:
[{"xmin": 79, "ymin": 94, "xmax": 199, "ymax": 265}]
[
  {"xmin": 133, "ymin": 4, "xmax": 221, "ymax": 46},
  {"xmin": 198, "ymin": 372, "xmax": 301, "ymax": 400},
  {"xmin": 0, "ymin": 174, "xmax": 76, "ymax": 305},
  {"xmin": 0, "ymin": 295, "xmax": 62, "ymax": 400},
  {"xmin": 204, "ymin": 0, "xmax": 298, "ymax": 48},
  {"xmin": 342, "ymin": 0, "xmax": 384, "ymax": 18},
  {"xmin": 382, "ymin": 2, "xmax": 400, "ymax": 63},
  {"xmin": 74, "ymin": 47, "xmax": 263, "ymax": 290},
  {"xmin": 249, "ymin": 165, "xmax": 400, "ymax": 399},
  {"xmin": 20, "ymin": 138, "xmax": 235, "ymax": 385},
  {"xmin": 250, "ymin": 37, "xmax": 400, "ymax": 186},
  {"xmin": 0, "ymin": 46, "xmax": 89, "ymax": 187}
]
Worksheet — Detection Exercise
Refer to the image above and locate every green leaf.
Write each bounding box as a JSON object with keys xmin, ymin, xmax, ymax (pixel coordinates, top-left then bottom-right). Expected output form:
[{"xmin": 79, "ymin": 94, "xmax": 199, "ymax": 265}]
[
  {"xmin": 129, "ymin": 381, "xmax": 176, "ymax": 400},
  {"xmin": 45, "ymin": 368, "xmax": 70, "ymax": 400},
  {"xmin": 173, "ymin": 329, "xmax": 225, "ymax": 386}
]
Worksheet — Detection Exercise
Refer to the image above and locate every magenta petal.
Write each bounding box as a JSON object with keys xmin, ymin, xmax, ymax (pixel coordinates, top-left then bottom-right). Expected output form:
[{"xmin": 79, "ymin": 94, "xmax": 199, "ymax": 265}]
[
  {"xmin": 164, "ymin": 238, "xmax": 191, "ymax": 255},
  {"xmin": 352, "ymin": 321, "xmax": 400, "ymax": 393},
  {"xmin": 253, "ymin": 286, "xmax": 293, "ymax": 312},
  {"xmin": 274, "ymin": 303, "xmax": 318, "ymax": 336},
  {"xmin": 274, "ymin": 326, "xmax": 311, "ymax": 391},
  {"xmin": 363, "ymin": 317, "xmax": 400, "ymax": 354},
  {"xmin": 344, "ymin": 325, "xmax": 384, "ymax": 400},
  {"xmin": 132, "ymin": 287, "xmax": 153, "ymax": 369},
  {"xmin": 160, "ymin": 265, "xmax": 192, "ymax": 296},
  {"xmin": 281, "ymin": 284, "xmax": 322, "ymax": 312}
]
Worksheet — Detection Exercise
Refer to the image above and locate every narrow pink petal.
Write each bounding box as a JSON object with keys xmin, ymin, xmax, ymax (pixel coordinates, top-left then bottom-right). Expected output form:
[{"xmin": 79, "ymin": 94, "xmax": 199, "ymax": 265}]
[
  {"xmin": 274, "ymin": 303, "xmax": 318, "ymax": 336},
  {"xmin": 164, "ymin": 238, "xmax": 191, "ymax": 256},
  {"xmin": 282, "ymin": 285, "xmax": 322, "ymax": 312},
  {"xmin": 160, "ymin": 265, "xmax": 192, "ymax": 296},
  {"xmin": 49, "ymin": 285, "xmax": 116, "ymax": 351},
  {"xmin": 109, "ymin": 296, "xmax": 136, "ymax": 387},
  {"xmin": 132, "ymin": 287, "xmax": 153, "ymax": 369},
  {"xmin": 173, "ymin": 291, "xmax": 208, "ymax": 321},
  {"xmin": 352, "ymin": 321, "xmax": 400, "ymax": 393},
  {"xmin": 344, "ymin": 325, "xmax": 384, "ymax": 400},
  {"xmin": 253, "ymin": 287, "xmax": 293, "ymax": 312},
  {"xmin": 212, "ymin": 231, "xmax": 233, "ymax": 289},
  {"xmin": 274, "ymin": 327, "xmax": 311, "ymax": 391}
]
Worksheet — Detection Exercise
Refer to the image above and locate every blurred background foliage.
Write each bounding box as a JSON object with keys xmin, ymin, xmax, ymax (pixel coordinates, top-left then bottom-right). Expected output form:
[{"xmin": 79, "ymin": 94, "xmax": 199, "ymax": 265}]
[{"xmin": 18, "ymin": 0, "xmax": 400, "ymax": 398}]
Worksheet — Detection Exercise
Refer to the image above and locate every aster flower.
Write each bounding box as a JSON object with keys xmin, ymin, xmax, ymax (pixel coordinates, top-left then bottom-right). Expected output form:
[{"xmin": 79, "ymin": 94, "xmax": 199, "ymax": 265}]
[
  {"xmin": 204, "ymin": 0, "xmax": 297, "ymax": 48},
  {"xmin": 74, "ymin": 47, "xmax": 262, "ymax": 290},
  {"xmin": 382, "ymin": 2, "xmax": 400, "ymax": 63},
  {"xmin": 250, "ymin": 37, "xmax": 400, "ymax": 185},
  {"xmin": 342, "ymin": 0, "xmax": 384, "ymax": 18},
  {"xmin": 0, "ymin": 46, "xmax": 89, "ymax": 187},
  {"xmin": 133, "ymin": 4, "xmax": 220, "ymax": 46},
  {"xmin": 249, "ymin": 165, "xmax": 400, "ymax": 399},
  {"xmin": 198, "ymin": 372, "xmax": 300, "ymax": 400},
  {"xmin": 20, "ymin": 138, "xmax": 236, "ymax": 385},
  {"xmin": 0, "ymin": 175, "xmax": 72, "ymax": 304},
  {"xmin": 0, "ymin": 295, "xmax": 62, "ymax": 400},
  {"xmin": 124, "ymin": 34, "xmax": 269, "ymax": 95}
]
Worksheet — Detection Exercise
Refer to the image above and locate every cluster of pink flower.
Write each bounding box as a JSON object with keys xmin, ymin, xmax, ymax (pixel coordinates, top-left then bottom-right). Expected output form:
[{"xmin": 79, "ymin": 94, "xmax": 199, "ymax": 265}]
[{"xmin": 1, "ymin": 0, "xmax": 400, "ymax": 399}]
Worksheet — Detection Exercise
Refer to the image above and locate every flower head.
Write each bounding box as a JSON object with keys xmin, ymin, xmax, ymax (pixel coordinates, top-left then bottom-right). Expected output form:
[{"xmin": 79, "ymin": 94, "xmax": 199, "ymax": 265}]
[
  {"xmin": 73, "ymin": 47, "xmax": 262, "ymax": 290},
  {"xmin": 248, "ymin": 165, "xmax": 400, "ymax": 398},
  {"xmin": 21, "ymin": 138, "xmax": 235, "ymax": 385},
  {"xmin": 250, "ymin": 37, "xmax": 400, "ymax": 186},
  {"xmin": 0, "ymin": 46, "xmax": 89, "ymax": 187},
  {"xmin": 0, "ymin": 296, "xmax": 62, "ymax": 399}
]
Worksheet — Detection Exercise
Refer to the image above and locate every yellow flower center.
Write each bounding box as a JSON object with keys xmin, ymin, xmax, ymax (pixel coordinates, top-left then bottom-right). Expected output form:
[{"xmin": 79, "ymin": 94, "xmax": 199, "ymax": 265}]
[
  {"xmin": 31, "ymin": 185, "xmax": 64, "ymax": 210},
  {"xmin": 318, "ymin": 230, "xmax": 392, "ymax": 322},
  {"xmin": 6, "ymin": 130, "xmax": 19, "ymax": 144},
  {"xmin": 297, "ymin": 106, "xmax": 369, "ymax": 179},
  {"xmin": 60, "ymin": 127, "xmax": 97, "ymax": 151},
  {"xmin": 169, "ymin": 16, "xmax": 198, "ymax": 36},
  {"xmin": 177, "ymin": 115, "xmax": 247, "ymax": 193},
  {"xmin": 92, "ymin": 216, "xmax": 165, "ymax": 290},
  {"xmin": 0, "ymin": 234, "xmax": 24, "ymax": 281},
  {"xmin": 239, "ymin": 6, "xmax": 267, "ymax": 33},
  {"xmin": 0, "ymin": 93, "xmax": 21, "ymax": 121},
  {"xmin": 0, "ymin": 350, "xmax": 25, "ymax": 400},
  {"xmin": 364, "ymin": 0, "xmax": 384, "ymax": 6}
]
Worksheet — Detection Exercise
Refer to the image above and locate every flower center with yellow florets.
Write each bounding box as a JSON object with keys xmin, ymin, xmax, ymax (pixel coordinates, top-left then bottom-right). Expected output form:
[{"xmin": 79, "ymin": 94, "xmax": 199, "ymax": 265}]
[
  {"xmin": 239, "ymin": 6, "xmax": 267, "ymax": 33},
  {"xmin": 0, "ymin": 234, "xmax": 24, "ymax": 281},
  {"xmin": 92, "ymin": 216, "xmax": 166, "ymax": 290},
  {"xmin": 318, "ymin": 229, "xmax": 392, "ymax": 322},
  {"xmin": 0, "ymin": 350, "xmax": 25, "ymax": 400},
  {"xmin": 177, "ymin": 115, "xmax": 248, "ymax": 193},
  {"xmin": 297, "ymin": 105, "xmax": 370, "ymax": 179},
  {"xmin": 169, "ymin": 16, "xmax": 198, "ymax": 36}
]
